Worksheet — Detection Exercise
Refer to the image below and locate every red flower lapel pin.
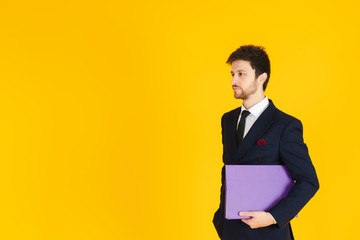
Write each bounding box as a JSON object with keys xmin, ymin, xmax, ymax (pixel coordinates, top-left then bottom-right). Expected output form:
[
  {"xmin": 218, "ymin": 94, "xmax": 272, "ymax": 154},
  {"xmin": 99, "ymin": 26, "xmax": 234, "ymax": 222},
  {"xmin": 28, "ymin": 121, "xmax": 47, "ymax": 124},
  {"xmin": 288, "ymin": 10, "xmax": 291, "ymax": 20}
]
[{"xmin": 257, "ymin": 138, "xmax": 267, "ymax": 146}]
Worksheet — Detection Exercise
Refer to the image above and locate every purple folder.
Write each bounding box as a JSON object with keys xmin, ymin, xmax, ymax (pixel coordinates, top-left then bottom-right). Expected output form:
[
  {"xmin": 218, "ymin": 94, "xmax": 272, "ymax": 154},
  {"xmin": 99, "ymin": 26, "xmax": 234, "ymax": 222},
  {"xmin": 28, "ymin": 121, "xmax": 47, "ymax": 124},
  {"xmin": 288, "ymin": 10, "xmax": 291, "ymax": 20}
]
[{"xmin": 225, "ymin": 165, "xmax": 296, "ymax": 219}]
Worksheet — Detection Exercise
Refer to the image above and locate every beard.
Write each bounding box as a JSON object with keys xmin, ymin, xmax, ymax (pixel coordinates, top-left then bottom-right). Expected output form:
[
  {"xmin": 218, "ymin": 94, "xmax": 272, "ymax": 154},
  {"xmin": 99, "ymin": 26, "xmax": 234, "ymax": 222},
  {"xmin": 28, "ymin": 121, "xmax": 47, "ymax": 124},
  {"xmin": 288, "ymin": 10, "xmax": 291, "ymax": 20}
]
[{"xmin": 234, "ymin": 79, "xmax": 258, "ymax": 100}]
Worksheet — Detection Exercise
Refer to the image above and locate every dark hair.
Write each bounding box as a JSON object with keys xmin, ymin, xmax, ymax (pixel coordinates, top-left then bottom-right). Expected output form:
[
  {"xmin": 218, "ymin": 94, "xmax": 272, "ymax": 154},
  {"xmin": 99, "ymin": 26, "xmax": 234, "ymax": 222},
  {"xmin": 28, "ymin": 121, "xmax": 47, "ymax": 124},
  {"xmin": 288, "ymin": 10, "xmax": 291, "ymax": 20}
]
[{"xmin": 226, "ymin": 45, "xmax": 270, "ymax": 91}]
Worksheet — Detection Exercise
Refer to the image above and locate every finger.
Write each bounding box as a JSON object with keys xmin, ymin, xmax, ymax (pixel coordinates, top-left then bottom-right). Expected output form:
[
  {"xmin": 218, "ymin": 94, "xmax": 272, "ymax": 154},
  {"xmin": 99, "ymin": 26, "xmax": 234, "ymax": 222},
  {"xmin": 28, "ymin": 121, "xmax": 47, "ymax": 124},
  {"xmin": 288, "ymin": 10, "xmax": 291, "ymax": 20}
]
[
  {"xmin": 241, "ymin": 219, "xmax": 257, "ymax": 229},
  {"xmin": 241, "ymin": 219, "xmax": 250, "ymax": 225}
]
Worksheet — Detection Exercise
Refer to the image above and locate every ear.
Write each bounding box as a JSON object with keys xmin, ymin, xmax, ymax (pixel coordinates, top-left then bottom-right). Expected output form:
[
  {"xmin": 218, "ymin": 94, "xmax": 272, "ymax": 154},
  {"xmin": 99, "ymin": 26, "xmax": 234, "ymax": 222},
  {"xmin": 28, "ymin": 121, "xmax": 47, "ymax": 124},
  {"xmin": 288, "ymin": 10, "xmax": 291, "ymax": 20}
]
[{"xmin": 257, "ymin": 72, "xmax": 267, "ymax": 84}]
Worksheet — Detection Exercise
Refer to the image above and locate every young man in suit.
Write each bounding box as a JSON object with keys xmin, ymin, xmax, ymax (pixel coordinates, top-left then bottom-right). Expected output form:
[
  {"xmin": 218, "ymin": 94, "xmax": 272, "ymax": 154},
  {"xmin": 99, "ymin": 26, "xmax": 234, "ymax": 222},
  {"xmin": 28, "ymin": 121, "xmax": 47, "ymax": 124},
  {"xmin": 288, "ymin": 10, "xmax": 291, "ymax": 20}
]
[{"xmin": 212, "ymin": 45, "xmax": 319, "ymax": 240}]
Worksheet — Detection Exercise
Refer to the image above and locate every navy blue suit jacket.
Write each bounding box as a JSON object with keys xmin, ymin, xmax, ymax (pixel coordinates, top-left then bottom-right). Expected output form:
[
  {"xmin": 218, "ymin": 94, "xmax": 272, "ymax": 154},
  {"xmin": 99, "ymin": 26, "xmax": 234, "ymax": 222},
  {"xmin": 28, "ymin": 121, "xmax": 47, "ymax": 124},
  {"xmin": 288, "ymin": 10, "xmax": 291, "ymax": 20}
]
[{"xmin": 213, "ymin": 99, "xmax": 319, "ymax": 240}]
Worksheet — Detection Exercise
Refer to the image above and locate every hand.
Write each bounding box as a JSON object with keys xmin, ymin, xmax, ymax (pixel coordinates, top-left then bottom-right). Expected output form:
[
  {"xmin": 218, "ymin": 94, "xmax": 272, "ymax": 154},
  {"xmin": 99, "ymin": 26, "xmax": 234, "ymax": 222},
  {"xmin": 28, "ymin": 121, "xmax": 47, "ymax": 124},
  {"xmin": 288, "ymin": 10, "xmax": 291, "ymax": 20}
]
[{"xmin": 238, "ymin": 211, "xmax": 276, "ymax": 229}]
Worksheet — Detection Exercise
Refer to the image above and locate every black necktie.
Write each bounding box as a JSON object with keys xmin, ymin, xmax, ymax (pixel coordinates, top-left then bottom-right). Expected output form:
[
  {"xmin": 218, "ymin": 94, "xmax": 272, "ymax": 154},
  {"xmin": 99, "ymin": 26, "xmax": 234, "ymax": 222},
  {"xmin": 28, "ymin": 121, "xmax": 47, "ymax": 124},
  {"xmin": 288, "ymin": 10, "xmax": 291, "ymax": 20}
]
[{"xmin": 237, "ymin": 110, "xmax": 250, "ymax": 146}]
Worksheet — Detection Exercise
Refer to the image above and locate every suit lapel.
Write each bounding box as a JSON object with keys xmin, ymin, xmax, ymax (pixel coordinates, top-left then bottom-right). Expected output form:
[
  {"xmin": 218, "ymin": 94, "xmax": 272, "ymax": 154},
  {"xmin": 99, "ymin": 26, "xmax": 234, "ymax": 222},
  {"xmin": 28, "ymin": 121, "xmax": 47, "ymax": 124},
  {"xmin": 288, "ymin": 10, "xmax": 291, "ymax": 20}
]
[
  {"xmin": 234, "ymin": 99, "xmax": 277, "ymax": 163},
  {"xmin": 225, "ymin": 107, "xmax": 241, "ymax": 164}
]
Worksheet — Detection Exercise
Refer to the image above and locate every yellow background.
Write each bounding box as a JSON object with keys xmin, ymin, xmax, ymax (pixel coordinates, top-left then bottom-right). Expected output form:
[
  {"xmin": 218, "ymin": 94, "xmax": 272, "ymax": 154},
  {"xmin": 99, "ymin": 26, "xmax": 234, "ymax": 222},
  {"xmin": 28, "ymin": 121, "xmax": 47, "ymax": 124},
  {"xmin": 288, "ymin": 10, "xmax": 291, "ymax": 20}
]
[{"xmin": 0, "ymin": 0, "xmax": 359, "ymax": 239}]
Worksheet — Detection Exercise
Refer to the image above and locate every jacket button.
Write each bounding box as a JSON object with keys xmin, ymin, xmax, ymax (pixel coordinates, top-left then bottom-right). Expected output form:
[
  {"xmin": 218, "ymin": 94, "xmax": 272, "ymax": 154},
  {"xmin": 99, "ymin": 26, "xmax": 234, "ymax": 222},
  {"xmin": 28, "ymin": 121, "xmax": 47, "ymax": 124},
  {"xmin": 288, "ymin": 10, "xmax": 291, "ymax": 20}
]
[{"xmin": 257, "ymin": 158, "xmax": 263, "ymax": 162}]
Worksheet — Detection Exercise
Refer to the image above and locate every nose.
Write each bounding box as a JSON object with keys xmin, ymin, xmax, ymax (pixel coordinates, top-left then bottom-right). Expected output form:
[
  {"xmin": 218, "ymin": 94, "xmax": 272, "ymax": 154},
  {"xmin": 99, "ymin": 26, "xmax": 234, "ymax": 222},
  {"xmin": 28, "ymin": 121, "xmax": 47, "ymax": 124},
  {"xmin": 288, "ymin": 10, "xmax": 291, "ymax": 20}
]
[{"xmin": 231, "ymin": 76, "xmax": 238, "ymax": 86}]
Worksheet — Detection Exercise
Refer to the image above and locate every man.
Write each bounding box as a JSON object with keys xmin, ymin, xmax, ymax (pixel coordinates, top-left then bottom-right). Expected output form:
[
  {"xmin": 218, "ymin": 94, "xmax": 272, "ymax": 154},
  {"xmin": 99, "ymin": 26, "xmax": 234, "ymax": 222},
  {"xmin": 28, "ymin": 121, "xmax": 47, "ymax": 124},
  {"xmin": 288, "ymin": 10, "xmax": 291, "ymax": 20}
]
[{"xmin": 212, "ymin": 45, "xmax": 319, "ymax": 240}]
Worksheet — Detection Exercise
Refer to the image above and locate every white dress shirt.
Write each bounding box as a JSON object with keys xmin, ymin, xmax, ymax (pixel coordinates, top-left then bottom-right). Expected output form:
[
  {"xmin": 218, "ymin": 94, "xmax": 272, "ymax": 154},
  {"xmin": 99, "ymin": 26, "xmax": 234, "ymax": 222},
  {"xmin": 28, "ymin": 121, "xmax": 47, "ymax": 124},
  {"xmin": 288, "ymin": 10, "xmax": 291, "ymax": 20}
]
[{"xmin": 237, "ymin": 96, "xmax": 270, "ymax": 139}]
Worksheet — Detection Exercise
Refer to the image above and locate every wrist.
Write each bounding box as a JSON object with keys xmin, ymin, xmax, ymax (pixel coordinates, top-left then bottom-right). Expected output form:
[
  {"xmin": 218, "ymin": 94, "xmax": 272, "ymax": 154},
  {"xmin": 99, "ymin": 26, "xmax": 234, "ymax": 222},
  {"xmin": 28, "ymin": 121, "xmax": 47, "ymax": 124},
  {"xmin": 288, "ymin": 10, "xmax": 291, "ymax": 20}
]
[{"xmin": 268, "ymin": 212, "xmax": 277, "ymax": 224}]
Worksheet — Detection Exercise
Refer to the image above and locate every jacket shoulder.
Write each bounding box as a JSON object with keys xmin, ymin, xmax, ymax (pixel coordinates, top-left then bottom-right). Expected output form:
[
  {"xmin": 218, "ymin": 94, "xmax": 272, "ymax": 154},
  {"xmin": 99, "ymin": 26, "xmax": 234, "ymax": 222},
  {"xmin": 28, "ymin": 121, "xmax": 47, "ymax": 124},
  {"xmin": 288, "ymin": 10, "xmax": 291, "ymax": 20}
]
[
  {"xmin": 273, "ymin": 107, "xmax": 302, "ymax": 126},
  {"xmin": 221, "ymin": 107, "xmax": 241, "ymax": 119}
]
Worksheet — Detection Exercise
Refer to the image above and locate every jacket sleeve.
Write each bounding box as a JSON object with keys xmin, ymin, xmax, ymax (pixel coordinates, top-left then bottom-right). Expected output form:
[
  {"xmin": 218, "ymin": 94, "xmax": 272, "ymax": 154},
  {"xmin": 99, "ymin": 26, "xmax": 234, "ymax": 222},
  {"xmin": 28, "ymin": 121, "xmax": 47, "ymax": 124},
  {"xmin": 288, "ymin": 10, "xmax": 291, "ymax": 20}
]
[
  {"xmin": 213, "ymin": 114, "xmax": 226, "ymax": 239},
  {"xmin": 213, "ymin": 165, "xmax": 225, "ymax": 239},
  {"xmin": 268, "ymin": 119, "xmax": 319, "ymax": 228}
]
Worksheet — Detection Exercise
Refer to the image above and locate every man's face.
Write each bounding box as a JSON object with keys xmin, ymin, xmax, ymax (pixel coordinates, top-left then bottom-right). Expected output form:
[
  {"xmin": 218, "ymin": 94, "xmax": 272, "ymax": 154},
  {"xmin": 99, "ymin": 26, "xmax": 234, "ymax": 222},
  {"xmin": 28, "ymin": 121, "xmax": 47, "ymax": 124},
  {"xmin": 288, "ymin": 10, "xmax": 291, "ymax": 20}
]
[{"xmin": 230, "ymin": 60, "xmax": 260, "ymax": 100}]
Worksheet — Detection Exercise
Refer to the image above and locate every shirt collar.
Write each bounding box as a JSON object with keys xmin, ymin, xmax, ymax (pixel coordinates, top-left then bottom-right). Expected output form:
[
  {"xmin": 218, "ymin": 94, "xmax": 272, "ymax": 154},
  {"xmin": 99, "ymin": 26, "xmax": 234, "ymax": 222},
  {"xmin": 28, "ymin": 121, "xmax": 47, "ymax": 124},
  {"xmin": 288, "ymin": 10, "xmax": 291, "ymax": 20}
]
[{"xmin": 241, "ymin": 96, "xmax": 269, "ymax": 117}]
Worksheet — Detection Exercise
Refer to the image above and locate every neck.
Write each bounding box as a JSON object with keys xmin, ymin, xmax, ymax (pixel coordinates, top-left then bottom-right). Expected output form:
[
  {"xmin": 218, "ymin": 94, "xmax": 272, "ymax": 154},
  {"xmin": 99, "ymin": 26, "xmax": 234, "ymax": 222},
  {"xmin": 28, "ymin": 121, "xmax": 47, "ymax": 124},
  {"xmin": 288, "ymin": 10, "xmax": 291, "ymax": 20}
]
[{"xmin": 242, "ymin": 93, "xmax": 266, "ymax": 109}]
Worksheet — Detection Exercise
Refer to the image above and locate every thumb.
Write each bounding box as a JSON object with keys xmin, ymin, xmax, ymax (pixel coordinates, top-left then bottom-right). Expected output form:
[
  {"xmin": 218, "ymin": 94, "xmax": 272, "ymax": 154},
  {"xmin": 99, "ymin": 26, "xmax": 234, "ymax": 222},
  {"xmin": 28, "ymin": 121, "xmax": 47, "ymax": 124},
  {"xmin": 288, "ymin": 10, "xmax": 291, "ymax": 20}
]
[{"xmin": 238, "ymin": 211, "xmax": 254, "ymax": 217}]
